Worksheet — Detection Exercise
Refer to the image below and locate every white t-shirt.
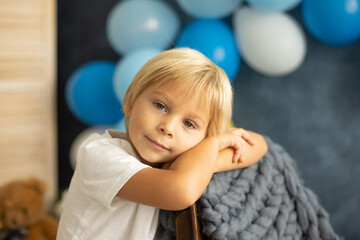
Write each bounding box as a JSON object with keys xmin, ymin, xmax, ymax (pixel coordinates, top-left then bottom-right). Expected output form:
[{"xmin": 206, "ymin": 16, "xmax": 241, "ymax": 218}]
[{"xmin": 56, "ymin": 130, "xmax": 159, "ymax": 240}]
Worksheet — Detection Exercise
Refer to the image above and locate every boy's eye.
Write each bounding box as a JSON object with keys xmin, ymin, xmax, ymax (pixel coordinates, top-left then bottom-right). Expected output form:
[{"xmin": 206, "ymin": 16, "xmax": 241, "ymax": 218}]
[
  {"xmin": 183, "ymin": 120, "xmax": 195, "ymax": 129},
  {"xmin": 154, "ymin": 102, "xmax": 167, "ymax": 112}
]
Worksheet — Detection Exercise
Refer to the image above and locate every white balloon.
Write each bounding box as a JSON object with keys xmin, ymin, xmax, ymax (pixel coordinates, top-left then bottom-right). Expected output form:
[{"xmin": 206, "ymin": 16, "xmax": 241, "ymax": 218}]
[
  {"xmin": 233, "ymin": 7, "xmax": 306, "ymax": 76},
  {"xmin": 69, "ymin": 126, "xmax": 111, "ymax": 169}
]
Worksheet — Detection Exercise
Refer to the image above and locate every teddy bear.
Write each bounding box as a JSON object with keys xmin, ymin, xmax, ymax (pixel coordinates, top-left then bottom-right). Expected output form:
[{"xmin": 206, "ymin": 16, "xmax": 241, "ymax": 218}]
[{"xmin": 0, "ymin": 178, "xmax": 58, "ymax": 240}]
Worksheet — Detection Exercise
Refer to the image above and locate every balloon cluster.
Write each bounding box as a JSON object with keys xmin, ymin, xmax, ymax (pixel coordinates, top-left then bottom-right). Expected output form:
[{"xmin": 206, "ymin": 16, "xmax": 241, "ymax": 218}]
[{"xmin": 65, "ymin": 0, "xmax": 360, "ymax": 167}]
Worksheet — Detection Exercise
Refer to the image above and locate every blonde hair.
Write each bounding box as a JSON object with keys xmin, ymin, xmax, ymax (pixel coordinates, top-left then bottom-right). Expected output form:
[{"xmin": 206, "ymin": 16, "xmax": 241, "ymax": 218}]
[{"xmin": 122, "ymin": 48, "xmax": 233, "ymax": 136}]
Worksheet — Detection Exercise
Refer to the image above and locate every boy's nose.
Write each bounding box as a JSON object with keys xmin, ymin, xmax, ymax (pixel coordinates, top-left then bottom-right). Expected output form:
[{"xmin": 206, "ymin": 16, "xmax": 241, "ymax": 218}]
[
  {"xmin": 159, "ymin": 119, "xmax": 175, "ymax": 137},
  {"xmin": 160, "ymin": 127, "xmax": 173, "ymax": 137}
]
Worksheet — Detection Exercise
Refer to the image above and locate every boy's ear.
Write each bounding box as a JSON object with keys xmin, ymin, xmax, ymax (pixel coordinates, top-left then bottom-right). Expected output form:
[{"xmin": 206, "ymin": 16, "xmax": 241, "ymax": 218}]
[{"xmin": 123, "ymin": 106, "xmax": 131, "ymax": 117}]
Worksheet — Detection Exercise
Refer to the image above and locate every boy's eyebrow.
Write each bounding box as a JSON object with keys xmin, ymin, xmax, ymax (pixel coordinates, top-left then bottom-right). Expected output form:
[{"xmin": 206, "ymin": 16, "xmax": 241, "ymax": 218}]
[
  {"xmin": 152, "ymin": 91, "xmax": 171, "ymax": 102},
  {"xmin": 187, "ymin": 113, "xmax": 208, "ymax": 126}
]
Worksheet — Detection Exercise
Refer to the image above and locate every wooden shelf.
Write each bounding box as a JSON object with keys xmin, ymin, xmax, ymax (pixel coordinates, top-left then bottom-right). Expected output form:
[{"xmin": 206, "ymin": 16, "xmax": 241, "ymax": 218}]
[{"xmin": 0, "ymin": 0, "xmax": 57, "ymax": 206}]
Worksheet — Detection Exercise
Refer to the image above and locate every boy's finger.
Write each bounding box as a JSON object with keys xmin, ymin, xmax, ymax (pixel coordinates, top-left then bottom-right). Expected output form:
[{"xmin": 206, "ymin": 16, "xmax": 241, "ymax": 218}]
[
  {"xmin": 233, "ymin": 149, "xmax": 241, "ymax": 163},
  {"xmin": 233, "ymin": 128, "xmax": 255, "ymax": 145},
  {"xmin": 242, "ymin": 133, "xmax": 256, "ymax": 145},
  {"xmin": 239, "ymin": 141, "xmax": 245, "ymax": 163}
]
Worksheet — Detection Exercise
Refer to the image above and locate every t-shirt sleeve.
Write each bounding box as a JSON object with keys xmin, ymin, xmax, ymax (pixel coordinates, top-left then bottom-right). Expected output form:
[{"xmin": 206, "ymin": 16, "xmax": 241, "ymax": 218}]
[{"xmin": 77, "ymin": 135, "xmax": 150, "ymax": 210}]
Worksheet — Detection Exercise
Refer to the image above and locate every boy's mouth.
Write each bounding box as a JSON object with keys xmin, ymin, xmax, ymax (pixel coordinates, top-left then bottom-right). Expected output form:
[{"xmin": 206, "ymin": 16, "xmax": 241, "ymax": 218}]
[{"xmin": 145, "ymin": 136, "xmax": 170, "ymax": 151}]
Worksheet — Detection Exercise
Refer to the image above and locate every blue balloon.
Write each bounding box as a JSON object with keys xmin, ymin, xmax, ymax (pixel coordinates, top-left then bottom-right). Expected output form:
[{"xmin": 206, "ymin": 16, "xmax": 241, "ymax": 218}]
[
  {"xmin": 176, "ymin": 19, "xmax": 241, "ymax": 81},
  {"xmin": 247, "ymin": 0, "xmax": 301, "ymax": 12},
  {"xmin": 302, "ymin": 0, "xmax": 360, "ymax": 45},
  {"xmin": 176, "ymin": 0, "xmax": 243, "ymax": 18},
  {"xmin": 113, "ymin": 48, "xmax": 162, "ymax": 103},
  {"xmin": 65, "ymin": 61, "xmax": 123, "ymax": 125},
  {"xmin": 106, "ymin": 0, "xmax": 180, "ymax": 54}
]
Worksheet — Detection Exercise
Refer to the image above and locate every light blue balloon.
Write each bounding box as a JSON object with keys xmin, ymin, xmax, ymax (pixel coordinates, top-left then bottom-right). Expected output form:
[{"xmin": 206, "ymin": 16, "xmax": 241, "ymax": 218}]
[
  {"xmin": 176, "ymin": 19, "xmax": 241, "ymax": 81},
  {"xmin": 65, "ymin": 61, "xmax": 124, "ymax": 125},
  {"xmin": 106, "ymin": 0, "xmax": 180, "ymax": 54},
  {"xmin": 115, "ymin": 118, "xmax": 127, "ymax": 132},
  {"xmin": 113, "ymin": 48, "xmax": 162, "ymax": 103},
  {"xmin": 176, "ymin": 0, "xmax": 243, "ymax": 18},
  {"xmin": 246, "ymin": 0, "xmax": 301, "ymax": 12},
  {"xmin": 302, "ymin": 0, "xmax": 360, "ymax": 45}
]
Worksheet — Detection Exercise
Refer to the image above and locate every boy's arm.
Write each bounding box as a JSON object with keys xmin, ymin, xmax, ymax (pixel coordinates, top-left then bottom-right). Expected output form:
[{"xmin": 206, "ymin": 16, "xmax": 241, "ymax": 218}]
[
  {"xmin": 116, "ymin": 137, "xmax": 220, "ymax": 211},
  {"xmin": 115, "ymin": 129, "xmax": 261, "ymax": 211},
  {"xmin": 214, "ymin": 131, "xmax": 268, "ymax": 173}
]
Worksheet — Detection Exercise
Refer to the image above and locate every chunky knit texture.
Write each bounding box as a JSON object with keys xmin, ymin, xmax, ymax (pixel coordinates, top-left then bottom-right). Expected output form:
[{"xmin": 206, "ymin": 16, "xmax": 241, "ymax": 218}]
[{"xmin": 155, "ymin": 137, "xmax": 341, "ymax": 240}]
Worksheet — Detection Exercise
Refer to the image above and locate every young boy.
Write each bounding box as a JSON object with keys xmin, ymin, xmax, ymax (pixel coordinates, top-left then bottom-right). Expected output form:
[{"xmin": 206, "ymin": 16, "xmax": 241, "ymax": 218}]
[{"xmin": 57, "ymin": 48, "xmax": 268, "ymax": 239}]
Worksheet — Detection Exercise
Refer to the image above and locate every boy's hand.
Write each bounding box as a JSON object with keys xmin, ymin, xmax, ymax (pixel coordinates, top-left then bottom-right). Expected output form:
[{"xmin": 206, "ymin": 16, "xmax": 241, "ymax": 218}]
[{"xmin": 218, "ymin": 128, "xmax": 256, "ymax": 163}]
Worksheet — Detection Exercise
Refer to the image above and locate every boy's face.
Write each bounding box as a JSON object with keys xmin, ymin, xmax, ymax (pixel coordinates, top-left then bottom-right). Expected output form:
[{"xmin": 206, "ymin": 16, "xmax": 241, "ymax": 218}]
[{"xmin": 125, "ymin": 84, "xmax": 210, "ymax": 165}]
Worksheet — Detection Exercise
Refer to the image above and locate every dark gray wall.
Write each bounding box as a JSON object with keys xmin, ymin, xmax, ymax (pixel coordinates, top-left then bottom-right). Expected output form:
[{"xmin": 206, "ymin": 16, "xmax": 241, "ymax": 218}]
[{"xmin": 58, "ymin": 1, "xmax": 360, "ymax": 239}]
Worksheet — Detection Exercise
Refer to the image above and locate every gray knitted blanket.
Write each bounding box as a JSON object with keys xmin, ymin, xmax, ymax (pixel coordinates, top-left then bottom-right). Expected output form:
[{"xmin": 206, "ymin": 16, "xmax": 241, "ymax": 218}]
[{"xmin": 155, "ymin": 137, "xmax": 341, "ymax": 240}]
